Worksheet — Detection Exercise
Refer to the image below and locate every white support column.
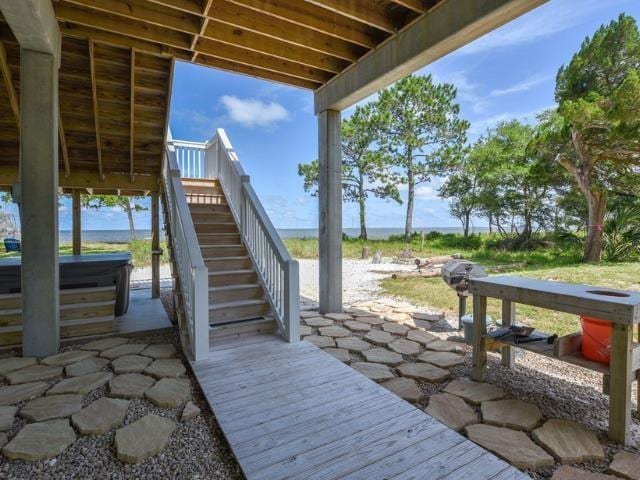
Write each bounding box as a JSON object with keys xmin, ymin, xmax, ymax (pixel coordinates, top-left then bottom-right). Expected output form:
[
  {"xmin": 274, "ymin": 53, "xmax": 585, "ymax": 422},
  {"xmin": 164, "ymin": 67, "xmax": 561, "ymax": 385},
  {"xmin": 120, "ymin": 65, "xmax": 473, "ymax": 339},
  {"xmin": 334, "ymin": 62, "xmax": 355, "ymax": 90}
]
[{"xmin": 318, "ymin": 109, "xmax": 342, "ymax": 314}]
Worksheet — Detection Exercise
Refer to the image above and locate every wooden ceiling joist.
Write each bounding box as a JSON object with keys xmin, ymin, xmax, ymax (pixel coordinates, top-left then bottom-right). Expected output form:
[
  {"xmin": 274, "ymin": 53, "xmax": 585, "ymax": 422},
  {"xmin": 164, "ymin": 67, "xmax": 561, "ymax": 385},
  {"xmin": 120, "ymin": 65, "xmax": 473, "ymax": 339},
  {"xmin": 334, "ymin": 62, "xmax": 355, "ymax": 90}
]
[
  {"xmin": 88, "ymin": 39, "xmax": 104, "ymax": 181},
  {"xmin": 390, "ymin": 0, "xmax": 429, "ymax": 13},
  {"xmin": 191, "ymin": 0, "xmax": 215, "ymax": 62},
  {"xmin": 0, "ymin": 41, "xmax": 19, "ymax": 132},
  {"xmin": 304, "ymin": 0, "xmax": 398, "ymax": 33},
  {"xmin": 58, "ymin": 115, "xmax": 71, "ymax": 178},
  {"xmin": 130, "ymin": 48, "xmax": 135, "ymax": 183}
]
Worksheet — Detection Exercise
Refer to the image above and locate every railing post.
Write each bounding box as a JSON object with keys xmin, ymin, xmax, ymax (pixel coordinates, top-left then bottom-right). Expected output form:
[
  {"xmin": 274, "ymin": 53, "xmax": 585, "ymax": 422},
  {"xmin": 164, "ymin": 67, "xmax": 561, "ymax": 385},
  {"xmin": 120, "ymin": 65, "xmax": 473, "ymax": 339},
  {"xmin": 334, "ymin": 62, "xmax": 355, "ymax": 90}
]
[
  {"xmin": 193, "ymin": 266, "xmax": 209, "ymax": 360},
  {"xmin": 240, "ymin": 175, "xmax": 250, "ymax": 233},
  {"xmin": 284, "ymin": 260, "xmax": 300, "ymax": 343}
]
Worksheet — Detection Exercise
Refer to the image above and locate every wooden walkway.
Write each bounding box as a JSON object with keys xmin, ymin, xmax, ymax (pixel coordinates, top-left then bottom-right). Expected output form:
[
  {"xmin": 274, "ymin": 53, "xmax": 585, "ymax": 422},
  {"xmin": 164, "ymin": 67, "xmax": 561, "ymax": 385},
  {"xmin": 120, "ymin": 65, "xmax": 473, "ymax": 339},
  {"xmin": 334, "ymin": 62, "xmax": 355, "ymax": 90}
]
[{"xmin": 191, "ymin": 335, "xmax": 530, "ymax": 480}]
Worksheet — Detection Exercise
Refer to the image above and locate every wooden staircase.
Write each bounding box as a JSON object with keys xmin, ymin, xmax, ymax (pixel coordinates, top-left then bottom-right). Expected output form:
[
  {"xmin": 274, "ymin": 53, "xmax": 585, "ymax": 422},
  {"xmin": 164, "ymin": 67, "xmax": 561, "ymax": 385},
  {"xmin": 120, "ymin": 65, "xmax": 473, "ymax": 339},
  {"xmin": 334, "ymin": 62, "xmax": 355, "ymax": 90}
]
[{"xmin": 182, "ymin": 179, "xmax": 275, "ymax": 334}]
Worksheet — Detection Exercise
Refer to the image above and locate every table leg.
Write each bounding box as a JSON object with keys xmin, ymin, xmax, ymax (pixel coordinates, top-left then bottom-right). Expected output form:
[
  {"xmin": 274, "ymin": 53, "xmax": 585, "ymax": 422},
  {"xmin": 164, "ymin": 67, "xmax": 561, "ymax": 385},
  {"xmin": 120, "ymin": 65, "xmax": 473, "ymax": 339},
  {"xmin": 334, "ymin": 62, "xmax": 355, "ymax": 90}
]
[
  {"xmin": 609, "ymin": 323, "xmax": 632, "ymax": 445},
  {"xmin": 471, "ymin": 294, "xmax": 488, "ymax": 382},
  {"xmin": 501, "ymin": 299, "xmax": 515, "ymax": 368}
]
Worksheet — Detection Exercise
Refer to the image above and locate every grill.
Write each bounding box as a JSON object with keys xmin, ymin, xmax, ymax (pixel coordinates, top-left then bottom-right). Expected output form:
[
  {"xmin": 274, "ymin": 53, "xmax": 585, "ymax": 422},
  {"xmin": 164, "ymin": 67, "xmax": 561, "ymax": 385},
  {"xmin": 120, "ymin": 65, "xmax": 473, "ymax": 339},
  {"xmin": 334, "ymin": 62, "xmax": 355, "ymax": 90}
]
[{"xmin": 441, "ymin": 260, "xmax": 488, "ymax": 329}]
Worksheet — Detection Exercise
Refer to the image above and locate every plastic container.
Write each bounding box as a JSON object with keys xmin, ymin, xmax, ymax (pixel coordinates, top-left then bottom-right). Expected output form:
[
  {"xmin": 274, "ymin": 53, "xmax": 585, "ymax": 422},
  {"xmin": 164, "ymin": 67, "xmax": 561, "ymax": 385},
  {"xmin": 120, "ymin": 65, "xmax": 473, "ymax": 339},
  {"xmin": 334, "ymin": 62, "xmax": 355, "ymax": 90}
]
[
  {"xmin": 461, "ymin": 314, "xmax": 493, "ymax": 346},
  {"xmin": 580, "ymin": 316, "xmax": 612, "ymax": 364}
]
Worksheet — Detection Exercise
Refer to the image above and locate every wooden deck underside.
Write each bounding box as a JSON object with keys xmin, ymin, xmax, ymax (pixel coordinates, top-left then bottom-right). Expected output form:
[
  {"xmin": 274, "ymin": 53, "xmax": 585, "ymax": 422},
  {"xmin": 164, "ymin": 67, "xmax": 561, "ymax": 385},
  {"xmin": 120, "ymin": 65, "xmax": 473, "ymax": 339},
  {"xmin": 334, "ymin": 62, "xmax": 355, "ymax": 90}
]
[{"xmin": 191, "ymin": 335, "xmax": 529, "ymax": 480}]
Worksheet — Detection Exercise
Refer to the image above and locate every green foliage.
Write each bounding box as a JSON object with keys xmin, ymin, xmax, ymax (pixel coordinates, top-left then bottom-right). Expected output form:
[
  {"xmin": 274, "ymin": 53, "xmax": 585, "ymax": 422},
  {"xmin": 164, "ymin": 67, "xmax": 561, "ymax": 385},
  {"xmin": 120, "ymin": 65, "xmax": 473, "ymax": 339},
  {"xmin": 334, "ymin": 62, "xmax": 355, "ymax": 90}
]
[{"xmin": 603, "ymin": 204, "xmax": 640, "ymax": 262}]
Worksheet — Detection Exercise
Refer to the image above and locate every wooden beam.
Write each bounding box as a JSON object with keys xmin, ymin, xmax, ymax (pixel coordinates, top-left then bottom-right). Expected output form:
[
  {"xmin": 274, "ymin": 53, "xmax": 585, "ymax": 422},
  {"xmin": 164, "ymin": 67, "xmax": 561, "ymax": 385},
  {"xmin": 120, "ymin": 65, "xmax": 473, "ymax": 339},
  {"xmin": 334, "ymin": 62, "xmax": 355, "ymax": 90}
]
[
  {"xmin": 304, "ymin": 0, "xmax": 397, "ymax": 33},
  {"xmin": 191, "ymin": 0, "xmax": 215, "ymax": 62},
  {"xmin": 315, "ymin": 0, "xmax": 548, "ymax": 112},
  {"xmin": 0, "ymin": 41, "xmax": 19, "ymax": 132},
  {"xmin": 58, "ymin": 114, "xmax": 71, "ymax": 178},
  {"xmin": 72, "ymin": 189, "xmax": 82, "ymax": 255},
  {"xmin": 130, "ymin": 48, "xmax": 135, "ymax": 183},
  {"xmin": 390, "ymin": 0, "xmax": 429, "ymax": 13},
  {"xmin": 146, "ymin": 0, "xmax": 201, "ymax": 16},
  {"xmin": 161, "ymin": 58, "xmax": 174, "ymax": 171},
  {"xmin": 151, "ymin": 192, "xmax": 160, "ymax": 298},
  {"xmin": 88, "ymin": 39, "xmax": 103, "ymax": 180}
]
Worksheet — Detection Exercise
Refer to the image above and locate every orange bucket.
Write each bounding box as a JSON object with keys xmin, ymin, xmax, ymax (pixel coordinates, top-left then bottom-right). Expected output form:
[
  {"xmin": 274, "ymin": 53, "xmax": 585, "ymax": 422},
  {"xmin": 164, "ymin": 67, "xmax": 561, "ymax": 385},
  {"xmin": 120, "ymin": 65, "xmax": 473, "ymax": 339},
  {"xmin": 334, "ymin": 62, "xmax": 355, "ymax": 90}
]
[{"xmin": 580, "ymin": 316, "xmax": 612, "ymax": 364}]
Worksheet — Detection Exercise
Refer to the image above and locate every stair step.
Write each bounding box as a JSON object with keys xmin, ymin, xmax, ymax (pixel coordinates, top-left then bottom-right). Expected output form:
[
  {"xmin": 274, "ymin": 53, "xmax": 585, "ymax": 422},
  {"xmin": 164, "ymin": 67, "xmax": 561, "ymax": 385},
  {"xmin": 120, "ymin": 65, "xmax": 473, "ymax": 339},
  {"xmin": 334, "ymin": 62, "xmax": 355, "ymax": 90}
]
[
  {"xmin": 200, "ymin": 245, "xmax": 246, "ymax": 257},
  {"xmin": 209, "ymin": 299, "xmax": 271, "ymax": 324},
  {"xmin": 209, "ymin": 269, "xmax": 257, "ymax": 287},
  {"xmin": 209, "ymin": 317, "xmax": 277, "ymax": 342},
  {"xmin": 186, "ymin": 195, "xmax": 227, "ymax": 206},
  {"xmin": 209, "ymin": 283, "xmax": 264, "ymax": 303},
  {"xmin": 189, "ymin": 203, "xmax": 231, "ymax": 213},
  {"xmin": 197, "ymin": 233, "xmax": 241, "ymax": 245},
  {"xmin": 181, "ymin": 178, "xmax": 220, "ymax": 188},
  {"xmin": 205, "ymin": 256, "xmax": 252, "ymax": 271},
  {"xmin": 195, "ymin": 222, "xmax": 238, "ymax": 234},
  {"xmin": 191, "ymin": 212, "xmax": 233, "ymax": 223}
]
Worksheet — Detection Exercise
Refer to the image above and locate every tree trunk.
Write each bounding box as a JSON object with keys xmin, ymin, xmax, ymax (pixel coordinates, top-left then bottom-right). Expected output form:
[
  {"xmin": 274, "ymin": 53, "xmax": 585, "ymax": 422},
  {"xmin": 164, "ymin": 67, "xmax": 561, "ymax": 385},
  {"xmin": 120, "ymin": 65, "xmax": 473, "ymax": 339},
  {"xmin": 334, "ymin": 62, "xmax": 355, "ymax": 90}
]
[
  {"xmin": 358, "ymin": 172, "xmax": 367, "ymax": 240},
  {"xmin": 125, "ymin": 201, "xmax": 136, "ymax": 241},
  {"xmin": 463, "ymin": 210, "xmax": 470, "ymax": 237},
  {"xmin": 404, "ymin": 152, "xmax": 414, "ymax": 241},
  {"xmin": 488, "ymin": 213, "xmax": 493, "ymax": 234},
  {"xmin": 583, "ymin": 190, "xmax": 606, "ymax": 262}
]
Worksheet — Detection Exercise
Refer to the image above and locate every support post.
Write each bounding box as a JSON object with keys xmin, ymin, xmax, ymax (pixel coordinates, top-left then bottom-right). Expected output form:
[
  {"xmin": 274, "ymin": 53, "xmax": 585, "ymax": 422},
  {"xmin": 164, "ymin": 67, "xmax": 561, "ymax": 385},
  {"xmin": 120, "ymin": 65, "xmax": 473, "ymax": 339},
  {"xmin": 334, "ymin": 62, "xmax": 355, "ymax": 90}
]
[
  {"xmin": 501, "ymin": 299, "xmax": 515, "ymax": 368},
  {"xmin": 72, "ymin": 189, "xmax": 81, "ymax": 255},
  {"xmin": 609, "ymin": 323, "xmax": 632, "ymax": 445},
  {"xmin": 151, "ymin": 192, "xmax": 160, "ymax": 298},
  {"xmin": 20, "ymin": 49, "xmax": 60, "ymax": 357},
  {"xmin": 471, "ymin": 294, "xmax": 488, "ymax": 382},
  {"xmin": 317, "ymin": 109, "xmax": 342, "ymax": 314}
]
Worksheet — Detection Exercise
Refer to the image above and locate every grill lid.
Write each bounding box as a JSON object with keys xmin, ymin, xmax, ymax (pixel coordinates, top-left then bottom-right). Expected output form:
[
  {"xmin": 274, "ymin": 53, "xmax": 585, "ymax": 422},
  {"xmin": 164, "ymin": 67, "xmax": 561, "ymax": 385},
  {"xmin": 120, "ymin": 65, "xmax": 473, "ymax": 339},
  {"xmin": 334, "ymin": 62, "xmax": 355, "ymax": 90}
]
[{"xmin": 441, "ymin": 260, "xmax": 487, "ymax": 287}]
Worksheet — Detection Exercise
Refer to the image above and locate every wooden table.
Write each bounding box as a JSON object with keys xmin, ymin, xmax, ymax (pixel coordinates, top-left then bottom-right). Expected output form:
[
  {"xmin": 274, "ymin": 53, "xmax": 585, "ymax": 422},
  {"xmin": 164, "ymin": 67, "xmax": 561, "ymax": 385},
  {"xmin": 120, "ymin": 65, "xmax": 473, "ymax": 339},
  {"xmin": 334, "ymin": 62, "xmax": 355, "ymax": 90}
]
[{"xmin": 469, "ymin": 276, "xmax": 640, "ymax": 446}]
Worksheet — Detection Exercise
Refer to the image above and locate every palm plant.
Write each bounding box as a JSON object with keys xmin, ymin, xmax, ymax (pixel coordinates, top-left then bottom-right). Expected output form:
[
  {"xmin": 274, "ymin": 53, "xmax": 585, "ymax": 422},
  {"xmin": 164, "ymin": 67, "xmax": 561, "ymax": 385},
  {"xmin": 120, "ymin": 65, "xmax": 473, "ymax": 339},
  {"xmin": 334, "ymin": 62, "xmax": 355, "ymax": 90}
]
[{"xmin": 603, "ymin": 204, "xmax": 640, "ymax": 261}]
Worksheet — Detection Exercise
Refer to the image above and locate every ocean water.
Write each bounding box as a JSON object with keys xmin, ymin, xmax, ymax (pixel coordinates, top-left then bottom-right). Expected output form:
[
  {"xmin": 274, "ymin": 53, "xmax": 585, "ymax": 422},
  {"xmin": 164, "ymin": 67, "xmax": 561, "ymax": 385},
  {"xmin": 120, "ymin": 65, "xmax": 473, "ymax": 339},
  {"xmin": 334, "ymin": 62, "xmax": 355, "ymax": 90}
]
[{"xmin": 59, "ymin": 230, "xmax": 162, "ymax": 244}]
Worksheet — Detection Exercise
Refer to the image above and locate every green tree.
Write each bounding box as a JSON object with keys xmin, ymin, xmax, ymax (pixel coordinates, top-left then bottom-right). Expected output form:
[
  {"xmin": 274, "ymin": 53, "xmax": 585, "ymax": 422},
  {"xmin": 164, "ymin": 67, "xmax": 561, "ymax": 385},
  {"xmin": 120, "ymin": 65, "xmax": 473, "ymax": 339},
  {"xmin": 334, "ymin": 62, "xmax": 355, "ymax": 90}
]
[
  {"xmin": 82, "ymin": 195, "xmax": 148, "ymax": 240},
  {"xmin": 298, "ymin": 104, "xmax": 400, "ymax": 240},
  {"xmin": 546, "ymin": 14, "xmax": 640, "ymax": 261},
  {"xmin": 438, "ymin": 157, "xmax": 480, "ymax": 237},
  {"xmin": 376, "ymin": 74, "xmax": 469, "ymax": 240}
]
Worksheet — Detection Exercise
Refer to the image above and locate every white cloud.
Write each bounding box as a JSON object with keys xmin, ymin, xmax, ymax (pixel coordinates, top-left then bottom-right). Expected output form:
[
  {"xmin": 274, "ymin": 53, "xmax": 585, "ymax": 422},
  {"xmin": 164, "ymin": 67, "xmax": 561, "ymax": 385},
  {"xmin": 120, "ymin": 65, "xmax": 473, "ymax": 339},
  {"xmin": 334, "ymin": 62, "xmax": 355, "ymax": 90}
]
[
  {"xmin": 220, "ymin": 95, "xmax": 289, "ymax": 128},
  {"xmin": 397, "ymin": 182, "xmax": 441, "ymax": 199},
  {"xmin": 490, "ymin": 74, "xmax": 552, "ymax": 97},
  {"xmin": 432, "ymin": 71, "xmax": 488, "ymax": 114},
  {"xmin": 469, "ymin": 104, "xmax": 556, "ymax": 136}
]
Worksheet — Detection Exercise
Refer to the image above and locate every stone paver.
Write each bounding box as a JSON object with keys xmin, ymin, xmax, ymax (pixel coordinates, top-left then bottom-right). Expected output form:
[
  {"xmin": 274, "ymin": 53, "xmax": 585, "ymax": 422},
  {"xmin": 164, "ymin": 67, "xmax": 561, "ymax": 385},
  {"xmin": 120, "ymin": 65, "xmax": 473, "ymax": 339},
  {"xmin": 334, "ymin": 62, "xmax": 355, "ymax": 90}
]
[
  {"xmin": 381, "ymin": 377, "xmax": 423, "ymax": 403},
  {"xmin": 370, "ymin": 305, "xmax": 392, "ymax": 313},
  {"xmin": 0, "ymin": 357, "xmax": 37, "ymax": 377},
  {"xmin": 100, "ymin": 344, "xmax": 148, "ymax": 360},
  {"xmin": 115, "ymin": 414, "xmax": 175, "ymax": 463},
  {"xmin": 335, "ymin": 337, "xmax": 371, "ymax": 353},
  {"xmin": 140, "ymin": 344, "xmax": 177, "ymax": 359},
  {"xmin": 351, "ymin": 362, "xmax": 394, "ymax": 382},
  {"xmin": 343, "ymin": 320, "xmax": 371, "ymax": 332},
  {"xmin": 532, "ymin": 419, "xmax": 605, "ymax": 463},
  {"xmin": 6, "ymin": 364, "xmax": 63, "ymax": 385},
  {"xmin": 81, "ymin": 337, "xmax": 128, "ymax": 352},
  {"xmin": 144, "ymin": 359, "xmax": 187, "ymax": 379},
  {"xmin": 362, "ymin": 348, "xmax": 404, "ymax": 366},
  {"xmin": 406, "ymin": 330, "xmax": 437, "ymax": 345},
  {"xmin": 381, "ymin": 322, "xmax": 409, "ymax": 335},
  {"xmin": 324, "ymin": 313, "xmax": 353, "ymax": 321},
  {"xmin": 299, "ymin": 310, "xmax": 318, "ymax": 319},
  {"xmin": 426, "ymin": 393, "xmax": 478, "ymax": 432},
  {"xmin": 145, "ymin": 378, "xmax": 190, "ymax": 407},
  {"xmin": 65, "ymin": 357, "xmax": 110, "ymax": 377},
  {"xmin": 181, "ymin": 402, "xmax": 201, "ymax": 421},
  {"xmin": 322, "ymin": 348, "xmax": 351, "ymax": 363},
  {"xmin": 109, "ymin": 373, "xmax": 156, "ymax": 399},
  {"xmin": 318, "ymin": 326, "xmax": 351, "ymax": 338},
  {"xmin": 0, "ymin": 382, "xmax": 50, "ymax": 406},
  {"xmin": 2, "ymin": 419, "xmax": 76, "ymax": 461},
  {"xmin": 0, "ymin": 406, "xmax": 17, "ymax": 431},
  {"xmin": 444, "ymin": 379, "xmax": 505, "ymax": 405},
  {"xmin": 417, "ymin": 351, "xmax": 465, "ymax": 368},
  {"xmin": 42, "ymin": 350, "xmax": 98, "ymax": 367},
  {"xmin": 552, "ymin": 466, "xmax": 618, "ymax": 480},
  {"xmin": 299, "ymin": 325, "xmax": 313, "ymax": 336},
  {"xmin": 466, "ymin": 424, "xmax": 554, "ymax": 469},
  {"xmin": 481, "ymin": 399, "xmax": 542, "ymax": 431},
  {"xmin": 47, "ymin": 372, "xmax": 113, "ymax": 395},
  {"xmin": 397, "ymin": 363, "xmax": 450, "ymax": 383},
  {"xmin": 426, "ymin": 339, "xmax": 464, "ymax": 353},
  {"xmin": 20, "ymin": 394, "xmax": 83, "ymax": 422},
  {"xmin": 388, "ymin": 338, "xmax": 421, "ymax": 356},
  {"xmin": 72, "ymin": 397, "xmax": 129, "ymax": 435},
  {"xmin": 304, "ymin": 317, "xmax": 334, "ymax": 327},
  {"xmin": 303, "ymin": 335, "xmax": 335, "ymax": 348},
  {"xmin": 608, "ymin": 451, "xmax": 640, "ymax": 480},
  {"xmin": 355, "ymin": 316, "xmax": 385, "ymax": 325},
  {"xmin": 385, "ymin": 312, "xmax": 412, "ymax": 323},
  {"xmin": 0, "ymin": 433, "xmax": 6, "ymax": 448},
  {"xmin": 364, "ymin": 330, "xmax": 395, "ymax": 346},
  {"xmin": 112, "ymin": 355, "xmax": 153, "ymax": 374}
]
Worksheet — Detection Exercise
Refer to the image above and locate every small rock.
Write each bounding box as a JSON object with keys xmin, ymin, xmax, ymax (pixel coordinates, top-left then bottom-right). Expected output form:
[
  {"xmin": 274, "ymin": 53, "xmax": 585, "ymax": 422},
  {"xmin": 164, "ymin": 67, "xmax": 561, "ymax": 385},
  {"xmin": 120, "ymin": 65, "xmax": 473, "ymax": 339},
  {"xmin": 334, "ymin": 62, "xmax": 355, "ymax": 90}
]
[
  {"xmin": 140, "ymin": 344, "xmax": 177, "ymax": 359},
  {"xmin": 115, "ymin": 414, "xmax": 175, "ymax": 463},
  {"xmin": 0, "ymin": 357, "xmax": 37, "ymax": 376},
  {"xmin": 406, "ymin": 330, "xmax": 437, "ymax": 345},
  {"xmin": 343, "ymin": 320, "xmax": 371, "ymax": 332},
  {"xmin": 413, "ymin": 312, "xmax": 443, "ymax": 322},
  {"xmin": 304, "ymin": 317, "xmax": 334, "ymax": 327},
  {"xmin": 397, "ymin": 363, "xmax": 450, "ymax": 383},
  {"xmin": 47, "ymin": 372, "xmax": 113, "ymax": 395},
  {"xmin": 0, "ymin": 382, "xmax": 50, "ymax": 406},
  {"xmin": 144, "ymin": 359, "xmax": 186, "ymax": 379},
  {"xmin": 65, "ymin": 357, "xmax": 110, "ymax": 377},
  {"xmin": 335, "ymin": 337, "xmax": 371, "ymax": 353},
  {"xmin": 0, "ymin": 406, "xmax": 18, "ymax": 431},
  {"xmin": 145, "ymin": 378, "xmax": 191, "ymax": 408},
  {"xmin": 181, "ymin": 401, "xmax": 201, "ymax": 421},
  {"xmin": 381, "ymin": 378, "xmax": 423, "ymax": 402},
  {"xmin": 388, "ymin": 339, "xmax": 421, "ymax": 356},
  {"xmin": 20, "ymin": 394, "xmax": 83, "ymax": 422},
  {"xmin": 2, "ymin": 419, "xmax": 76, "ymax": 461},
  {"xmin": 362, "ymin": 348, "xmax": 404, "ymax": 366},
  {"xmin": 481, "ymin": 399, "xmax": 542, "ymax": 431},
  {"xmin": 109, "ymin": 373, "xmax": 156, "ymax": 399},
  {"xmin": 355, "ymin": 316, "xmax": 385, "ymax": 325},
  {"xmin": 552, "ymin": 466, "xmax": 618, "ymax": 480},
  {"xmin": 466, "ymin": 424, "xmax": 554, "ymax": 469},
  {"xmin": 303, "ymin": 335, "xmax": 335, "ymax": 348},
  {"xmin": 425, "ymin": 339, "xmax": 464, "ymax": 353},
  {"xmin": 351, "ymin": 362, "xmax": 394, "ymax": 382},
  {"xmin": 6, "ymin": 364, "xmax": 63, "ymax": 385},
  {"xmin": 72, "ymin": 397, "xmax": 129, "ymax": 435},
  {"xmin": 100, "ymin": 344, "xmax": 148, "ymax": 360},
  {"xmin": 112, "ymin": 355, "xmax": 153, "ymax": 374},
  {"xmin": 318, "ymin": 326, "xmax": 351, "ymax": 338},
  {"xmin": 42, "ymin": 350, "xmax": 98, "ymax": 367},
  {"xmin": 323, "ymin": 313, "xmax": 352, "ymax": 321},
  {"xmin": 381, "ymin": 322, "xmax": 409, "ymax": 335},
  {"xmin": 426, "ymin": 393, "xmax": 478, "ymax": 432},
  {"xmin": 322, "ymin": 348, "xmax": 351, "ymax": 363},
  {"xmin": 608, "ymin": 450, "xmax": 640, "ymax": 480},
  {"xmin": 81, "ymin": 337, "xmax": 128, "ymax": 352},
  {"xmin": 364, "ymin": 330, "xmax": 395, "ymax": 346},
  {"xmin": 444, "ymin": 379, "xmax": 505, "ymax": 405},
  {"xmin": 417, "ymin": 351, "xmax": 465, "ymax": 368},
  {"xmin": 48, "ymin": 458, "xmax": 57, "ymax": 467},
  {"xmin": 532, "ymin": 419, "xmax": 605, "ymax": 464}
]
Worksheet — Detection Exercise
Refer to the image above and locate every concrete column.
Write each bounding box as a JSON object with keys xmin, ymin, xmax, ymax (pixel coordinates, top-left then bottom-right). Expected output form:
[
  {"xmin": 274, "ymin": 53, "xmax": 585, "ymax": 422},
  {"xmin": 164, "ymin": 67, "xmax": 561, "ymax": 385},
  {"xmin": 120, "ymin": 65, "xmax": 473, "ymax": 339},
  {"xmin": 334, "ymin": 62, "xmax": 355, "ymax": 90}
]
[
  {"xmin": 72, "ymin": 189, "xmax": 81, "ymax": 255},
  {"xmin": 151, "ymin": 193, "xmax": 160, "ymax": 298},
  {"xmin": 318, "ymin": 109, "xmax": 342, "ymax": 313},
  {"xmin": 20, "ymin": 49, "xmax": 60, "ymax": 357}
]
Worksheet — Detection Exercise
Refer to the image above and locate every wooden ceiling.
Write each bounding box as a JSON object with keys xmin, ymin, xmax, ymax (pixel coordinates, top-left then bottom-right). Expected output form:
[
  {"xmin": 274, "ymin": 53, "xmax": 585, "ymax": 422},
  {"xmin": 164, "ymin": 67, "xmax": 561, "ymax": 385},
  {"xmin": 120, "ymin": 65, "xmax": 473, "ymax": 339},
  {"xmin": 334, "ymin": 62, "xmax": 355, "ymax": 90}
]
[{"xmin": 0, "ymin": 0, "xmax": 440, "ymax": 191}]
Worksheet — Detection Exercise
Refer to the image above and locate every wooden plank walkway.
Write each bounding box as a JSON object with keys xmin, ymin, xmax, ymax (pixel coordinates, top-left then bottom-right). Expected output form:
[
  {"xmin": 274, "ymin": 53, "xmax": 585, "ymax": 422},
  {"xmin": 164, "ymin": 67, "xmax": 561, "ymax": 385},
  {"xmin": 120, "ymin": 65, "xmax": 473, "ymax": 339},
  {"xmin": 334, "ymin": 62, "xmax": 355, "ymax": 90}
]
[{"xmin": 191, "ymin": 335, "xmax": 530, "ymax": 480}]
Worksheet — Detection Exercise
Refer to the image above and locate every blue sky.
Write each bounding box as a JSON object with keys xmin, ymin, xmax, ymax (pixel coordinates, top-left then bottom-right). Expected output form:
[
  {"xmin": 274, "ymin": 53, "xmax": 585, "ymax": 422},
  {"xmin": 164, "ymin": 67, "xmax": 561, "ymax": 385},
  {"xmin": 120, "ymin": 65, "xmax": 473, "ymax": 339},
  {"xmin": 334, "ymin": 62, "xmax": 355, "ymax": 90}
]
[{"xmin": 9, "ymin": 0, "xmax": 637, "ymax": 234}]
